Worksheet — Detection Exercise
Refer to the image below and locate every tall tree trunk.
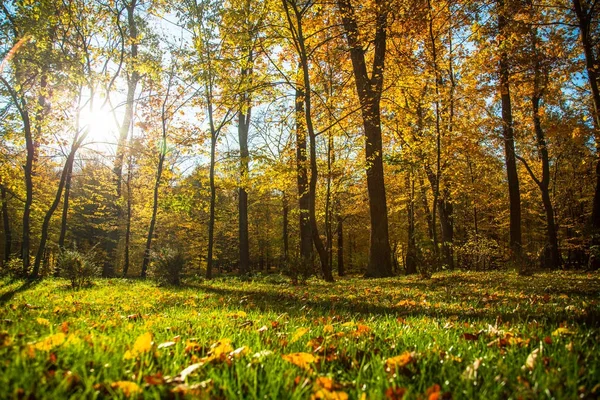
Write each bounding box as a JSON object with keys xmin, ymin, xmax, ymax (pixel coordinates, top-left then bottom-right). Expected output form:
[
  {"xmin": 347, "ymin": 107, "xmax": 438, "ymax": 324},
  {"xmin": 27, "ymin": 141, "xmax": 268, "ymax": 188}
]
[
  {"xmin": 32, "ymin": 134, "xmax": 85, "ymax": 278},
  {"xmin": 1, "ymin": 185, "xmax": 11, "ymax": 264},
  {"xmin": 141, "ymin": 151, "xmax": 164, "ymax": 278},
  {"xmin": 123, "ymin": 155, "xmax": 133, "ymax": 277},
  {"xmin": 337, "ymin": 0, "xmax": 392, "ymax": 277},
  {"xmin": 282, "ymin": 191, "xmax": 289, "ymax": 263},
  {"xmin": 238, "ymin": 105, "xmax": 251, "ymax": 275},
  {"xmin": 336, "ymin": 201, "xmax": 344, "ymax": 276},
  {"xmin": 295, "ymin": 86, "xmax": 312, "ymax": 280},
  {"xmin": 58, "ymin": 161, "xmax": 73, "ymax": 250},
  {"xmin": 498, "ymin": 0, "xmax": 523, "ymax": 265},
  {"xmin": 107, "ymin": 0, "xmax": 140, "ymax": 277},
  {"xmin": 438, "ymin": 194, "xmax": 454, "ymax": 269},
  {"xmin": 406, "ymin": 171, "xmax": 417, "ymax": 275},
  {"xmin": 572, "ymin": 0, "xmax": 600, "ymax": 268},
  {"xmin": 206, "ymin": 133, "xmax": 217, "ymax": 279},
  {"xmin": 283, "ymin": 0, "xmax": 332, "ymax": 281}
]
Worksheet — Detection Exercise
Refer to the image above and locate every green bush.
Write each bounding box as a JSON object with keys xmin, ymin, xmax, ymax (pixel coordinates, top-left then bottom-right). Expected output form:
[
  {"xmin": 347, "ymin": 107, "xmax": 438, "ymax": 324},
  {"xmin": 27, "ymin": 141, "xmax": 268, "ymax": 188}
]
[
  {"xmin": 457, "ymin": 234, "xmax": 502, "ymax": 271},
  {"xmin": 150, "ymin": 247, "xmax": 186, "ymax": 286},
  {"xmin": 58, "ymin": 249, "xmax": 99, "ymax": 289}
]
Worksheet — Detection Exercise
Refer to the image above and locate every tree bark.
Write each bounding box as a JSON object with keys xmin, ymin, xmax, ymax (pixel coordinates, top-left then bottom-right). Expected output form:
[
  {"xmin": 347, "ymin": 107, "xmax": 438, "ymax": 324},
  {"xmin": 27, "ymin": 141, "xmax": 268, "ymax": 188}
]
[
  {"xmin": 406, "ymin": 171, "xmax": 417, "ymax": 275},
  {"xmin": 336, "ymin": 203, "xmax": 344, "ymax": 276},
  {"xmin": 295, "ymin": 85, "xmax": 312, "ymax": 280},
  {"xmin": 1, "ymin": 185, "xmax": 11, "ymax": 264},
  {"xmin": 282, "ymin": 191, "xmax": 289, "ymax": 263},
  {"xmin": 123, "ymin": 155, "xmax": 133, "ymax": 277},
  {"xmin": 498, "ymin": 0, "xmax": 523, "ymax": 264},
  {"xmin": 337, "ymin": 0, "xmax": 392, "ymax": 277},
  {"xmin": 32, "ymin": 134, "xmax": 85, "ymax": 278},
  {"xmin": 107, "ymin": 0, "xmax": 140, "ymax": 277},
  {"xmin": 238, "ymin": 103, "xmax": 251, "ymax": 275}
]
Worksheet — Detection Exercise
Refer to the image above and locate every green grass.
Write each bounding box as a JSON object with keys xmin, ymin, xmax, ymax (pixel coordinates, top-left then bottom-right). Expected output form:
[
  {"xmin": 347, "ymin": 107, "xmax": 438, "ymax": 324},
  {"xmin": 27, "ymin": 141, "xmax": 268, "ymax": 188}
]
[{"xmin": 0, "ymin": 270, "xmax": 599, "ymax": 399}]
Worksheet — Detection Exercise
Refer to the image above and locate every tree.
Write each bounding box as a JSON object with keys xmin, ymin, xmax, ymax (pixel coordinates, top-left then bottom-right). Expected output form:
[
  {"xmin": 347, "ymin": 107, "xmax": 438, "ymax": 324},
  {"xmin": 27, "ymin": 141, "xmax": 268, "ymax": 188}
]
[{"xmin": 337, "ymin": 0, "xmax": 393, "ymax": 277}]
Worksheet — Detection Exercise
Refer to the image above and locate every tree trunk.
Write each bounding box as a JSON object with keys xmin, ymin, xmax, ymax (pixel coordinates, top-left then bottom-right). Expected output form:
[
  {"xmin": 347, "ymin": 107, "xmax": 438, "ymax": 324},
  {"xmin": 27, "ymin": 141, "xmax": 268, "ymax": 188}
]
[
  {"xmin": 141, "ymin": 151, "xmax": 164, "ymax": 278},
  {"xmin": 337, "ymin": 0, "xmax": 392, "ymax": 277},
  {"xmin": 498, "ymin": 0, "xmax": 523, "ymax": 264},
  {"xmin": 123, "ymin": 155, "xmax": 133, "ymax": 277},
  {"xmin": 238, "ymin": 106, "xmax": 251, "ymax": 275},
  {"xmin": 1, "ymin": 185, "xmax": 11, "ymax": 264},
  {"xmin": 206, "ymin": 135, "xmax": 217, "ymax": 279},
  {"xmin": 406, "ymin": 172, "xmax": 417, "ymax": 275},
  {"xmin": 438, "ymin": 194, "xmax": 454, "ymax": 269},
  {"xmin": 336, "ymin": 203, "xmax": 344, "ymax": 276},
  {"xmin": 295, "ymin": 86, "xmax": 312, "ymax": 280},
  {"xmin": 58, "ymin": 161, "xmax": 73, "ymax": 250},
  {"xmin": 32, "ymin": 134, "xmax": 85, "ymax": 278},
  {"xmin": 282, "ymin": 191, "xmax": 289, "ymax": 263},
  {"xmin": 107, "ymin": 0, "xmax": 140, "ymax": 277}
]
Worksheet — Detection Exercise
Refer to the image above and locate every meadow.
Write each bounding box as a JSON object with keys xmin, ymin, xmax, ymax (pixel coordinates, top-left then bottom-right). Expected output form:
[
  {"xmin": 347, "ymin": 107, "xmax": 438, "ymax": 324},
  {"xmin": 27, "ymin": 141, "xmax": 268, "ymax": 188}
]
[{"xmin": 0, "ymin": 270, "xmax": 599, "ymax": 399}]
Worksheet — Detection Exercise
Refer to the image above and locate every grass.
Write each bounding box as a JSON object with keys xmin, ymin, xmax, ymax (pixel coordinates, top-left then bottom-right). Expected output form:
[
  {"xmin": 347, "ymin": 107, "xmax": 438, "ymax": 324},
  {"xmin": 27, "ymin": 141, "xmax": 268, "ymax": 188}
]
[{"xmin": 0, "ymin": 270, "xmax": 599, "ymax": 399}]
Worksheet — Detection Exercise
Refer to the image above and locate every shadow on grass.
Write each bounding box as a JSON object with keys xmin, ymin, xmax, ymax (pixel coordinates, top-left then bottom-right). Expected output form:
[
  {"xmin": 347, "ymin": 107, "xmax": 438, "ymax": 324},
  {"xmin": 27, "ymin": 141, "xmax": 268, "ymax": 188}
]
[
  {"xmin": 0, "ymin": 279, "xmax": 41, "ymax": 305},
  {"xmin": 182, "ymin": 276, "xmax": 600, "ymax": 328}
]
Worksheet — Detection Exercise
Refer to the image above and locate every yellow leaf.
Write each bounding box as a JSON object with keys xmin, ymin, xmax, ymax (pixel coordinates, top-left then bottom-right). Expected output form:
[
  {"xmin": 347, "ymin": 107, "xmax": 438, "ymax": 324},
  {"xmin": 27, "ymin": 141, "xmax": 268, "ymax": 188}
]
[
  {"xmin": 36, "ymin": 318, "xmax": 50, "ymax": 327},
  {"xmin": 311, "ymin": 389, "xmax": 349, "ymax": 400},
  {"xmin": 133, "ymin": 332, "xmax": 153, "ymax": 353},
  {"xmin": 111, "ymin": 381, "xmax": 142, "ymax": 397},
  {"xmin": 385, "ymin": 351, "xmax": 416, "ymax": 370},
  {"xmin": 34, "ymin": 333, "xmax": 66, "ymax": 351},
  {"xmin": 282, "ymin": 352, "xmax": 317, "ymax": 370},
  {"xmin": 290, "ymin": 327, "xmax": 309, "ymax": 344},
  {"xmin": 124, "ymin": 332, "xmax": 153, "ymax": 360},
  {"xmin": 324, "ymin": 325, "xmax": 334, "ymax": 333},
  {"xmin": 552, "ymin": 327, "xmax": 575, "ymax": 337},
  {"xmin": 210, "ymin": 338, "xmax": 233, "ymax": 358}
]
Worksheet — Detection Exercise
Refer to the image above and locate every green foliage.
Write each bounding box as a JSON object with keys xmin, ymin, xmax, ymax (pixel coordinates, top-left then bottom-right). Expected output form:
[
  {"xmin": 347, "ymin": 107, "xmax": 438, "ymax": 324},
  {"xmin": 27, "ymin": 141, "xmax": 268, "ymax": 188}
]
[
  {"xmin": 58, "ymin": 249, "xmax": 99, "ymax": 289},
  {"xmin": 1, "ymin": 258, "xmax": 23, "ymax": 277},
  {"xmin": 149, "ymin": 247, "xmax": 186, "ymax": 286}
]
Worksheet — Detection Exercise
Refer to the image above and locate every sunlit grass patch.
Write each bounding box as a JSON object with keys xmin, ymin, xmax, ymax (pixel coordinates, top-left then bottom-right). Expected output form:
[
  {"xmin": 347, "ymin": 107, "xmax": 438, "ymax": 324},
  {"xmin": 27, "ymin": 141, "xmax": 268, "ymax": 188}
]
[{"xmin": 0, "ymin": 270, "xmax": 598, "ymax": 399}]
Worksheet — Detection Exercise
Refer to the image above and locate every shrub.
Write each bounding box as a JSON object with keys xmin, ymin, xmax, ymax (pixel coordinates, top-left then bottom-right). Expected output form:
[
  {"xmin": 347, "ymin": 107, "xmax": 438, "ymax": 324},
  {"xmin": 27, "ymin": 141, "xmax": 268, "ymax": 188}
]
[
  {"xmin": 457, "ymin": 234, "xmax": 502, "ymax": 271},
  {"xmin": 58, "ymin": 249, "xmax": 99, "ymax": 289},
  {"xmin": 1, "ymin": 258, "xmax": 23, "ymax": 277},
  {"xmin": 150, "ymin": 247, "xmax": 186, "ymax": 286}
]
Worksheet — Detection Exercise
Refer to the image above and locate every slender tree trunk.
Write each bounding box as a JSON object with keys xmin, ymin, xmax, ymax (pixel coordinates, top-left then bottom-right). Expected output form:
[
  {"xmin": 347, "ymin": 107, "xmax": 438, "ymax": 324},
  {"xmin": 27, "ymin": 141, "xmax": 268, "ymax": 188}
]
[
  {"xmin": 123, "ymin": 155, "xmax": 133, "ymax": 277},
  {"xmin": 282, "ymin": 191, "xmax": 289, "ymax": 263},
  {"xmin": 107, "ymin": 0, "xmax": 140, "ymax": 277},
  {"xmin": 32, "ymin": 134, "xmax": 85, "ymax": 278},
  {"xmin": 498, "ymin": 0, "xmax": 523, "ymax": 265},
  {"xmin": 1, "ymin": 186, "xmax": 11, "ymax": 264},
  {"xmin": 141, "ymin": 152, "xmax": 164, "ymax": 278},
  {"xmin": 238, "ymin": 106, "xmax": 251, "ymax": 275},
  {"xmin": 337, "ymin": 0, "xmax": 392, "ymax": 277},
  {"xmin": 295, "ymin": 86, "xmax": 312, "ymax": 280},
  {"xmin": 58, "ymin": 161, "xmax": 73, "ymax": 250},
  {"xmin": 283, "ymin": 0, "xmax": 332, "ymax": 281},
  {"xmin": 206, "ymin": 135, "xmax": 217, "ymax": 279},
  {"xmin": 406, "ymin": 171, "xmax": 417, "ymax": 275},
  {"xmin": 438, "ymin": 194, "xmax": 454, "ymax": 269},
  {"xmin": 336, "ymin": 202, "xmax": 344, "ymax": 276}
]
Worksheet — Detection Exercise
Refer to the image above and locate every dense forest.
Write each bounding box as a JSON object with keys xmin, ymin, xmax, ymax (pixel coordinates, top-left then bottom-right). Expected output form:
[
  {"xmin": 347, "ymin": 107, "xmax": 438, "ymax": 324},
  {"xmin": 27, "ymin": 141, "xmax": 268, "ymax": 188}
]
[{"xmin": 1, "ymin": 0, "xmax": 600, "ymax": 282}]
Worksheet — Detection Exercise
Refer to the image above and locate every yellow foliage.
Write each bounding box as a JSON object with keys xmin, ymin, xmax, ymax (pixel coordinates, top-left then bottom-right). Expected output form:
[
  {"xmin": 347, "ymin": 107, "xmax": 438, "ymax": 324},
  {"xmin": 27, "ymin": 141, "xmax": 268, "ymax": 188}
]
[
  {"xmin": 124, "ymin": 332, "xmax": 153, "ymax": 360},
  {"xmin": 385, "ymin": 352, "xmax": 415, "ymax": 370},
  {"xmin": 34, "ymin": 332, "xmax": 66, "ymax": 351},
  {"xmin": 290, "ymin": 327, "xmax": 309, "ymax": 344}
]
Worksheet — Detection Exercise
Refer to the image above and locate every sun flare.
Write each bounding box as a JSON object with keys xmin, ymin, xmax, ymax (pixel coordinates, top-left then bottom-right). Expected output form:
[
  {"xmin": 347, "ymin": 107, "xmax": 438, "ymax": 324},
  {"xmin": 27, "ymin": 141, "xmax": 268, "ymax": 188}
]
[{"xmin": 78, "ymin": 106, "xmax": 118, "ymax": 144}]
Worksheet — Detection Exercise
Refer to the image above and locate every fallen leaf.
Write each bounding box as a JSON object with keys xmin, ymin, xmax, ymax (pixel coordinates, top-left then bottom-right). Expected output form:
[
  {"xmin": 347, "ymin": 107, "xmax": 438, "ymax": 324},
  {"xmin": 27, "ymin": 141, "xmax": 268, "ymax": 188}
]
[
  {"xmin": 385, "ymin": 352, "xmax": 415, "ymax": 370},
  {"xmin": 158, "ymin": 341, "xmax": 176, "ymax": 349},
  {"xmin": 282, "ymin": 352, "xmax": 317, "ymax": 370},
  {"xmin": 111, "ymin": 381, "xmax": 141, "ymax": 397},
  {"xmin": 290, "ymin": 327, "xmax": 309, "ymax": 344},
  {"xmin": 180, "ymin": 363, "xmax": 203, "ymax": 380}
]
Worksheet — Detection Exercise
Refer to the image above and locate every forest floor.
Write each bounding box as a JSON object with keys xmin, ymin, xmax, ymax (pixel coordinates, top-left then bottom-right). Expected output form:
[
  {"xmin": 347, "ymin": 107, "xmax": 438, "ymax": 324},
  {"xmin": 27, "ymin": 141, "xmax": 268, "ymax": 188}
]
[{"xmin": 0, "ymin": 270, "xmax": 599, "ymax": 399}]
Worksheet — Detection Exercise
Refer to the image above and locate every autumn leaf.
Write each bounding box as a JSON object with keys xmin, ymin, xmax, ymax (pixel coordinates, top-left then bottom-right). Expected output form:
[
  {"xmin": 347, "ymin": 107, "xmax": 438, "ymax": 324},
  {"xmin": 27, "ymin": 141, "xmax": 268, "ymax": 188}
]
[
  {"xmin": 552, "ymin": 327, "xmax": 575, "ymax": 337},
  {"xmin": 282, "ymin": 352, "xmax": 317, "ymax": 370},
  {"xmin": 385, "ymin": 387, "xmax": 407, "ymax": 400},
  {"xmin": 157, "ymin": 341, "xmax": 176, "ymax": 349},
  {"xmin": 385, "ymin": 352, "xmax": 416, "ymax": 371},
  {"xmin": 36, "ymin": 318, "xmax": 51, "ymax": 327},
  {"xmin": 112, "ymin": 381, "xmax": 142, "ymax": 397},
  {"xmin": 290, "ymin": 327, "xmax": 309, "ymax": 344},
  {"xmin": 124, "ymin": 332, "xmax": 153, "ymax": 360},
  {"xmin": 180, "ymin": 363, "xmax": 203, "ymax": 380},
  {"xmin": 523, "ymin": 347, "xmax": 541, "ymax": 370},
  {"xmin": 34, "ymin": 332, "xmax": 66, "ymax": 351},
  {"xmin": 396, "ymin": 300, "xmax": 417, "ymax": 307}
]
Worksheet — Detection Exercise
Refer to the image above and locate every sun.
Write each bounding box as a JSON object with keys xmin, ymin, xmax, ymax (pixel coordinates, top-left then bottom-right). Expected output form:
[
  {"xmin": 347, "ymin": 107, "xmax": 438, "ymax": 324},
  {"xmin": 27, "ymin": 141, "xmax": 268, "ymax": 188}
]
[{"xmin": 78, "ymin": 106, "xmax": 119, "ymax": 144}]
